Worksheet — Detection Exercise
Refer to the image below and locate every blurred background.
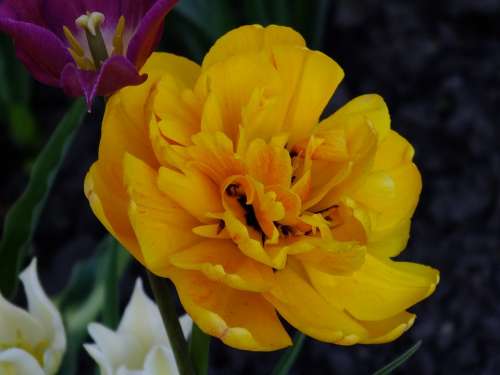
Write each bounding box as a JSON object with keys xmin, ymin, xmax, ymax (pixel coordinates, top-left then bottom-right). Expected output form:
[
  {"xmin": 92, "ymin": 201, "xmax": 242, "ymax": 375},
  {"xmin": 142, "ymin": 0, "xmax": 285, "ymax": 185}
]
[{"xmin": 1, "ymin": 0, "xmax": 500, "ymax": 374}]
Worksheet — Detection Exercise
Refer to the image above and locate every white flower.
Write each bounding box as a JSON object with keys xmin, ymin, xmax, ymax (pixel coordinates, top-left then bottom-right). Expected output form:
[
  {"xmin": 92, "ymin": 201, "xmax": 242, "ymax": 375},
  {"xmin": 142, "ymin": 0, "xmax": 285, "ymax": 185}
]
[
  {"xmin": 85, "ymin": 279, "xmax": 192, "ymax": 375},
  {"xmin": 0, "ymin": 259, "xmax": 66, "ymax": 375}
]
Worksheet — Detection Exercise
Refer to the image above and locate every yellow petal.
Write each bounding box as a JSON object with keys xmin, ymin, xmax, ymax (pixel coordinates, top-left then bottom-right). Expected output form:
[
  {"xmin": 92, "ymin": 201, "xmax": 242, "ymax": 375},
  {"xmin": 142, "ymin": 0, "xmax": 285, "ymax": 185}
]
[
  {"xmin": 157, "ymin": 167, "xmax": 222, "ymax": 223},
  {"xmin": 293, "ymin": 240, "xmax": 366, "ymax": 276},
  {"xmin": 123, "ymin": 153, "xmax": 199, "ymax": 276},
  {"xmin": 353, "ymin": 162, "xmax": 422, "ymax": 230},
  {"xmin": 202, "ymin": 24, "xmax": 305, "ymax": 71},
  {"xmin": 120, "ymin": 53, "xmax": 200, "ymax": 128},
  {"xmin": 367, "ymin": 218, "xmax": 411, "ymax": 258},
  {"xmin": 221, "ymin": 175, "xmax": 284, "ymax": 240},
  {"xmin": 168, "ymin": 269, "xmax": 291, "ymax": 351},
  {"xmin": 360, "ymin": 311, "xmax": 416, "ymax": 344},
  {"xmin": 273, "ymin": 47, "xmax": 344, "ymax": 145},
  {"xmin": 264, "ymin": 261, "xmax": 369, "ymax": 344},
  {"xmin": 373, "ymin": 129, "xmax": 416, "ymax": 170},
  {"xmin": 267, "ymin": 259, "xmax": 420, "ymax": 345},
  {"xmin": 307, "ymin": 254, "xmax": 439, "ymax": 321},
  {"xmin": 309, "ymin": 119, "xmax": 378, "ymax": 212},
  {"xmin": 84, "ymin": 164, "xmax": 142, "ymax": 262},
  {"xmin": 195, "ymin": 52, "xmax": 283, "ymax": 142},
  {"xmin": 189, "ymin": 132, "xmax": 246, "ymax": 185},
  {"xmin": 153, "ymin": 75, "xmax": 201, "ymax": 146},
  {"xmin": 169, "ymin": 239, "xmax": 274, "ymax": 292},
  {"xmin": 245, "ymin": 139, "xmax": 292, "ymax": 188},
  {"xmin": 148, "ymin": 117, "xmax": 190, "ymax": 169},
  {"xmin": 320, "ymin": 94, "xmax": 390, "ymax": 141},
  {"xmin": 218, "ymin": 210, "xmax": 288, "ymax": 269}
]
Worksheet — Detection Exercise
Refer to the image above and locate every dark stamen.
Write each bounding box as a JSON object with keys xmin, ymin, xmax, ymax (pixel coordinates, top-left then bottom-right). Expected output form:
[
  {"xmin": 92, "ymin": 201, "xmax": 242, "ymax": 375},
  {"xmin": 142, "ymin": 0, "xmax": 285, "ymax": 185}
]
[
  {"xmin": 216, "ymin": 220, "xmax": 225, "ymax": 234},
  {"xmin": 226, "ymin": 184, "xmax": 240, "ymax": 197}
]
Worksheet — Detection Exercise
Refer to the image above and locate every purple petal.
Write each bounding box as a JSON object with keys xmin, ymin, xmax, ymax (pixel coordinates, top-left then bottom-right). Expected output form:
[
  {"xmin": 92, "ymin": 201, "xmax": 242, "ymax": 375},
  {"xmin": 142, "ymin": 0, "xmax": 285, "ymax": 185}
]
[
  {"xmin": 41, "ymin": 0, "xmax": 120, "ymax": 38},
  {"xmin": 118, "ymin": 0, "xmax": 155, "ymax": 28},
  {"xmin": 0, "ymin": 0, "xmax": 46, "ymax": 25},
  {"xmin": 60, "ymin": 55, "xmax": 147, "ymax": 109},
  {"xmin": 0, "ymin": 18, "xmax": 72, "ymax": 86},
  {"xmin": 127, "ymin": 0, "xmax": 178, "ymax": 68}
]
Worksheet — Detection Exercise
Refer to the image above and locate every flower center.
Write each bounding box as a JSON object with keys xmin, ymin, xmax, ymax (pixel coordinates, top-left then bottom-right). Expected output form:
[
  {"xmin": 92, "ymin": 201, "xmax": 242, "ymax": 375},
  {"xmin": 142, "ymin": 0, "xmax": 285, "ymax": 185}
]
[
  {"xmin": 63, "ymin": 11, "xmax": 126, "ymax": 71},
  {"xmin": 0, "ymin": 330, "xmax": 49, "ymax": 366},
  {"xmin": 225, "ymin": 183, "xmax": 264, "ymax": 236}
]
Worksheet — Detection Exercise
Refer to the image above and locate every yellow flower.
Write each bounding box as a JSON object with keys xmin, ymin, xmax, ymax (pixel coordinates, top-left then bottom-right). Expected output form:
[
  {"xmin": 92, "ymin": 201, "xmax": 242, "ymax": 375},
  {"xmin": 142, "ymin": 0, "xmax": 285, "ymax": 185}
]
[{"xmin": 85, "ymin": 25, "xmax": 439, "ymax": 351}]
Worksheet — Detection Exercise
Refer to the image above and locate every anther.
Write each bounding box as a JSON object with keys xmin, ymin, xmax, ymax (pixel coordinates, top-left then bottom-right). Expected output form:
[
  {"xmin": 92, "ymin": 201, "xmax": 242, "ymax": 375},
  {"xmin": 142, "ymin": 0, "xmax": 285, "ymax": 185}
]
[
  {"xmin": 75, "ymin": 11, "xmax": 108, "ymax": 68},
  {"xmin": 76, "ymin": 12, "xmax": 105, "ymax": 37}
]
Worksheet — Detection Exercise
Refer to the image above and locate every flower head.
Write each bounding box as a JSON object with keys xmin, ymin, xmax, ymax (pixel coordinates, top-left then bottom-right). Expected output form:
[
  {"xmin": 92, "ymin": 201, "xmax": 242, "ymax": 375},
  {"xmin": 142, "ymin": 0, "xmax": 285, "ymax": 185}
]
[
  {"xmin": 0, "ymin": 0, "xmax": 178, "ymax": 108},
  {"xmin": 85, "ymin": 279, "xmax": 192, "ymax": 375},
  {"xmin": 0, "ymin": 259, "xmax": 66, "ymax": 374},
  {"xmin": 85, "ymin": 25, "xmax": 439, "ymax": 351}
]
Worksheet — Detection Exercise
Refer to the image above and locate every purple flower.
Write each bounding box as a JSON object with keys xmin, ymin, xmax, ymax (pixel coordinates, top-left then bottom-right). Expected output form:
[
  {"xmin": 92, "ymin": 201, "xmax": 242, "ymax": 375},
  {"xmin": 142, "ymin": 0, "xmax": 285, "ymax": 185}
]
[{"xmin": 0, "ymin": 0, "xmax": 178, "ymax": 108}]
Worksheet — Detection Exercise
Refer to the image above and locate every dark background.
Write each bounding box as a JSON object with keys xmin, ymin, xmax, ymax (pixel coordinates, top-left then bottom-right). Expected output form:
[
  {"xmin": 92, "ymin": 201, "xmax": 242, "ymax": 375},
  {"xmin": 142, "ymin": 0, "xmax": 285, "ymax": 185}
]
[{"xmin": 1, "ymin": 0, "xmax": 500, "ymax": 374}]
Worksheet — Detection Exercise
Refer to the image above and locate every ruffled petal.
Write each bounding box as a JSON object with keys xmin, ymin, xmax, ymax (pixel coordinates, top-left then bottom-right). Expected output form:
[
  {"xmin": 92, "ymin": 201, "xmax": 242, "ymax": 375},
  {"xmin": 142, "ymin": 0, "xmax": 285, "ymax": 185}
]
[
  {"xmin": 122, "ymin": 52, "xmax": 200, "ymax": 128},
  {"xmin": 195, "ymin": 52, "xmax": 283, "ymax": 142},
  {"xmin": 124, "ymin": 153, "xmax": 199, "ymax": 275},
  {"xmin": 169, "ymin": 239, "xmax": 274, "ymax": 292},
  {"xmin": 266, "ymin": 260, "xmax": 418, "ymax": 345},
  {"xmin": 306, "ymin": 254, "xmax": 439, "ymax": 321},
  {"xmin": 157, "ymin": 166, "xmax": 222, "ymax": 222},
  {"xmin": 85, "ymin": 83, "xmax": 161, "ymax": 260},
  {"xmin": 168, "ymin": 269, "xmax": 291, "ymax": 351},
  {"xmin": 271, "ymin": 46, "xmax": 344, "ymax": 145},
  {"xmin": 202, "ymin": 24, "xmax": 305, "ymax": 71},
  {"xmin": 321, "ymin": 94, "xmax": 390, "ymax": 141},
  {"xmin": 245, "ymin": 138, "xmax": 292, "ymax": 188},
  {"xmin": 188, "ymin": 131, "xmax": 246, "ymax": 185}
]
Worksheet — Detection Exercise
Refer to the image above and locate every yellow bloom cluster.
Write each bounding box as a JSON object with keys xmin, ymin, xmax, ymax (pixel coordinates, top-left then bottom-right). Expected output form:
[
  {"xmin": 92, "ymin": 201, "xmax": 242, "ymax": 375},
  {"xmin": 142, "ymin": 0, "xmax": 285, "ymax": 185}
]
[{"xmin": 85, "ymin": 25, "xmax": 439, "ymax": 351}]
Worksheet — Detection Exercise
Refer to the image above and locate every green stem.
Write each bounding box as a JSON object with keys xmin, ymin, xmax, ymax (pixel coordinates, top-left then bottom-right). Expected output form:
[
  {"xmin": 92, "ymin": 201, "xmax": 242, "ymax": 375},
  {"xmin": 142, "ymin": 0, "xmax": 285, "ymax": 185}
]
[
  {"xmin": 147, "ymin": 271, "xmax": 195, "ymax": 375},
  {"xmin": 271, "ymin": 332, "xmax": 306, "ymax": 375},
  {"xmin": 189, "ymin": 324, "xmax": 210, "ymax": 375}
]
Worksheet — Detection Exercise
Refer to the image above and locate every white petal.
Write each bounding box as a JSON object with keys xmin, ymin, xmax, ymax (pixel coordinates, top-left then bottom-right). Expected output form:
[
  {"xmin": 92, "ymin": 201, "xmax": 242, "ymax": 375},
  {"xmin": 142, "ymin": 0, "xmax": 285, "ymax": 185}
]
[
  {"xmin": 0, "ymin": 292, "xmax": 45, "ymax": 346},
  {"xmin": 116, "ymin": 365, "xmax": 144, "ymax": 375},
  {"xmin": 0, "ymin": 348, "xmax": 45, "ymax": 375},
  {"xmin": 88, "ymin": 323, "xmax": 146, "ymax": 370},
  {"xmin": 19, "ymin": 259, "xmax": 66, "ymax": 372},
  {"xmin": 118, "ymin": 279, "xmax": 168, "ymax": 347},
  {"xmin": 143, "ymin": 346, "xmax": 178, "ymax": 375},
  {"xmin": 84, "ymin": 343, "xmax": 114, "ymax": 375},
  {"xmin": 178, "ymin": 314, "xmax": 193, "ymax": 340}
]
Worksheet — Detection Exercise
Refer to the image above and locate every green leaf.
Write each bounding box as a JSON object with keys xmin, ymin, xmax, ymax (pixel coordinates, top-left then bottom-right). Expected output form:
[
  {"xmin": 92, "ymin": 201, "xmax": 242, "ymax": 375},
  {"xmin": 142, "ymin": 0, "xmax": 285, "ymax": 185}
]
[
  {"xmin": 189, "ymin": 324, "xmax": 210, "ymax": 375},
  {"xmin": 271, "ymin": 332, "xmax": 306, "ymax": 375},
  {"xmin": 0, "ymin": 34, "xmax": 32, "ymax": 104},
  {"xmin": 57, "ymin": 236, "xmax": 131, "ymax": 375},
  {"xmin": 372, "ymin": 340, "xmax": 423, "ymax": 375},
  {"xmin": 0, "ymin": 99, "xmax": 87, "ymax": 298},
  {"xmin": 7, "ymin": 102, "xmax": 40, "ymax": 147}
]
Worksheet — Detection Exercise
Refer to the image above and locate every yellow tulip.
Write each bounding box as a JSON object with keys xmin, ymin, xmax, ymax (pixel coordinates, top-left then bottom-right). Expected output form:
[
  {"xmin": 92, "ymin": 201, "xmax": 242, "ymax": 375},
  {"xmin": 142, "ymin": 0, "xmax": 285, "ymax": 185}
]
[{"xmin": 85, "ymin": 25, "xmax": 439, "ymax": 351}]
